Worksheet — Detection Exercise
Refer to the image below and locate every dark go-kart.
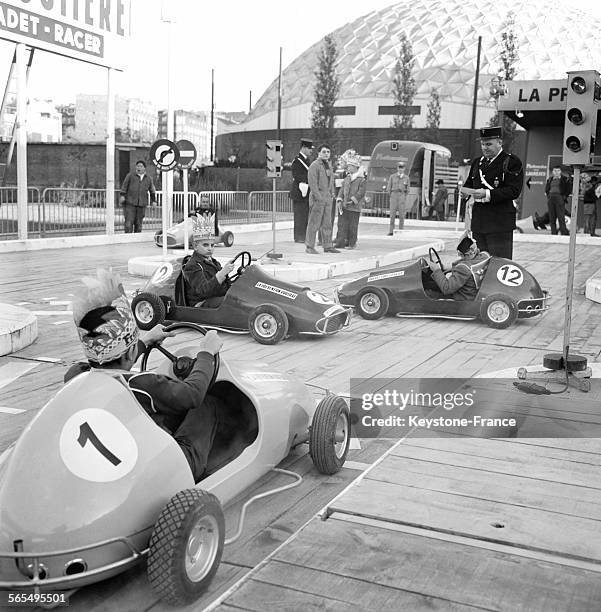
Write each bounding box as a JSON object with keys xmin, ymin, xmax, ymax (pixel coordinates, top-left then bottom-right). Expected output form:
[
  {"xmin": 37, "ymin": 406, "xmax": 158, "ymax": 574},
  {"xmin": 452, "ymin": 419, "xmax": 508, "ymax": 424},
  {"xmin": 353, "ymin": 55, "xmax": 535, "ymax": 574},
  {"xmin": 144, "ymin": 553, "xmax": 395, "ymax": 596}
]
[
  {"xmin": 132, "ymin": 251, "xmax": 352, "ymax": 344},
  {"xmin": 0, "ymin": 323, "xmax": 351, "ymax": 605},
  {"xmin": 335, "ymin": 247, "xmax": 549, "ymax": 329}
]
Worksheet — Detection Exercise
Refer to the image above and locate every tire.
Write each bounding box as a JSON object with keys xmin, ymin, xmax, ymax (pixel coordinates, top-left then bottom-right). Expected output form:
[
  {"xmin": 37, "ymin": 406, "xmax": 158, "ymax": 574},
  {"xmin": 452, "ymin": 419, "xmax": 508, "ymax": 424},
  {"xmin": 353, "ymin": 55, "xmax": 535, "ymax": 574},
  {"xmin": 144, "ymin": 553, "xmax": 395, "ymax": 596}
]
[
  {"xmin": 222, "ymin": 231, "xmax": 234, "ymax": 247},
  {"xmin": 248, "ymin": 304, "xmax": 289, "ymax": 345},
  {"xmin": 355, "ymin": 287, "xmax": 389, "ymax": 320},
  {"xmin": 147, "ymin": 489, "xmax": 225, "ymax": 606},
  {"xmin": 309, "ymin": 395, "xmax": 350, "ymax": 475},
  {"xmin": 480, "ymin": 293, "xmax": 518, "ymax": 329},
  {"xmin": 131, "ymin": 293, "xmax": 166, "ymax": 330}
]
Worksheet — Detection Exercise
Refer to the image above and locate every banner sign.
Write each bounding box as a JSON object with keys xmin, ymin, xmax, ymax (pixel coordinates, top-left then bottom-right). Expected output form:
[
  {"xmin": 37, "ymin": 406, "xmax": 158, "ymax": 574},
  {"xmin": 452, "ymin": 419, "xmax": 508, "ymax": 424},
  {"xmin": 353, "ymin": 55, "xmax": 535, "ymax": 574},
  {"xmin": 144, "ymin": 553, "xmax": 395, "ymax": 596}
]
[
  {"xmin": 499, "ymin": 79, "xmax": 568, "ymax": 111},
  {"xmin": 0, "ymin": 0, "xmax": 130, "ymax": 70}
]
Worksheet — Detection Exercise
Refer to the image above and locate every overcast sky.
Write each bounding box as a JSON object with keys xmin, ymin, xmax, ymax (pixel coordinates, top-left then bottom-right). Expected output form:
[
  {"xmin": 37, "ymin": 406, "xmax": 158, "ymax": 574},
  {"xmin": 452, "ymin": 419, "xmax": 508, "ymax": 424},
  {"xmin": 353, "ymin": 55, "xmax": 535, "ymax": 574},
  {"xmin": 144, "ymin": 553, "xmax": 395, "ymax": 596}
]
[{"xmin": 1, "ymin": 0, "xmax": 600, "ymax": 113}]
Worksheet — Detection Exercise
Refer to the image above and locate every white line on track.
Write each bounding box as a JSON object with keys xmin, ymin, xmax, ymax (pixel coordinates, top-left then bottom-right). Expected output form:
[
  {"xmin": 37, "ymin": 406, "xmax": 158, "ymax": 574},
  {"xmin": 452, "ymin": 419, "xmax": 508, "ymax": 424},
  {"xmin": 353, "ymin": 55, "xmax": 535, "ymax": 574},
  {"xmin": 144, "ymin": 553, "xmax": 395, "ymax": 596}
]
[
  {"xmin": 52, "ymin": 321, "xmax": 71, "ymax": 326},
  {"xmin": 41, "ymin": 297, "xmax": 57, "ymax": 301},
  {"xmin": 49, "ymin": 301, "xmax": 72, "ymax": 306},
  {"xmin": 0, "ymin": 406, "xmax": 25, "ymax": 414},
  {"xmin": 0, "ymin": 362, "xmax": 38, "ymax": 391},
  {"xmin": 31, "ymin": 311, "xmax": 73, "ymax": 316}
]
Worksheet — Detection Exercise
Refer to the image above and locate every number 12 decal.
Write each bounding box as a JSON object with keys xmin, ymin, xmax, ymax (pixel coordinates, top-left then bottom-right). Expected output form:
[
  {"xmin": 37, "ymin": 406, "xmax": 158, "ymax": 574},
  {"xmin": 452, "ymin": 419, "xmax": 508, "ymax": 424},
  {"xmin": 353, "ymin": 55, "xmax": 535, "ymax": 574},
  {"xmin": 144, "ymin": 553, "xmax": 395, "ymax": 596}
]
[{"xmin": 497, "ymin": 264, "xmax": 523, "ymax": 287}]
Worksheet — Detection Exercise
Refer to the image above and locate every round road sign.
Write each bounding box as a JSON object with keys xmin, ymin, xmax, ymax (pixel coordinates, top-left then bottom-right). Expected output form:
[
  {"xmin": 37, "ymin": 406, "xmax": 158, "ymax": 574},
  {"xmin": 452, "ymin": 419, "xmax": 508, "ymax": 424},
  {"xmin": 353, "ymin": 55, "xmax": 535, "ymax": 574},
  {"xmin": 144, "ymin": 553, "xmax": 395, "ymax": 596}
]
[
  {"xmin": 150, "ymin": 138, "xmax": 180, "ymax": 172},
  {"xmin": 176, "ymin": 139, "xmax": 197, "ymax": 169}
]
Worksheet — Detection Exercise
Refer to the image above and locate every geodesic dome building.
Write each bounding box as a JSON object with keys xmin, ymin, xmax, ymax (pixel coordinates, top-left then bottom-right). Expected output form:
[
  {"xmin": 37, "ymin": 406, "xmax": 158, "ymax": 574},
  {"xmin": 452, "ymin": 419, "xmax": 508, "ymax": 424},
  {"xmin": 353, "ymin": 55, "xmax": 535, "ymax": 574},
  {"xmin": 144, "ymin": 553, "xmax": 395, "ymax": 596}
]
[{"xmin": 233, "ymin": 0, "xmax": 601, "ymax": 133}]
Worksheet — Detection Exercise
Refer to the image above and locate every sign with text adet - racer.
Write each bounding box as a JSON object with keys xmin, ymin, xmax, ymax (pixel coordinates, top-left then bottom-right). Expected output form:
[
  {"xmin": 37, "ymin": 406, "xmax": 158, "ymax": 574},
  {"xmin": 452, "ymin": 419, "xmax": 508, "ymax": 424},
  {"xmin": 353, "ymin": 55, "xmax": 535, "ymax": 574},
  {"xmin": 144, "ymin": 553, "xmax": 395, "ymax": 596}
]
[{"xmin": 0, "ymin": 0, "xmax": 131, "ymax": 70}]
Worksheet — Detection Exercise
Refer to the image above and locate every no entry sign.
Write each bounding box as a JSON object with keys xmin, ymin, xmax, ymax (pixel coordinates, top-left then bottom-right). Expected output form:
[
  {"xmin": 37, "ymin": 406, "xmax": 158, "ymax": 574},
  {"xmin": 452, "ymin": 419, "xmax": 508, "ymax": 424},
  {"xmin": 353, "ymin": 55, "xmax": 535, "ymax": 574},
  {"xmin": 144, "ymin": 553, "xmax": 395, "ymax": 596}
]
[{"xmin": 176, "ymin": 139, "xmax": 197, "ymax": 170}]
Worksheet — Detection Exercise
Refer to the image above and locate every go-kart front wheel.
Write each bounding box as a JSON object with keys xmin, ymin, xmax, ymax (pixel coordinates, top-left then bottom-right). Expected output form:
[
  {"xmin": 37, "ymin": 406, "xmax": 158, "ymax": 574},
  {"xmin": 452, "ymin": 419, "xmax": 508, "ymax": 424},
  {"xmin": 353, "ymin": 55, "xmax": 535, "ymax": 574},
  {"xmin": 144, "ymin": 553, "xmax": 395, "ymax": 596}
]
[
  {"xmin": 131, "ymin": 293, "xmax": 166, "ymax": 330},
  {"xmin": 221, "ymin": 231, "xmax": 234, "ymax": 247},
  {"xmin": 309, "ymin": 395, "xmax": 350, "ymax": 475},
  {"xmin": 248, "ymin": 304, "xmax": 289, "ymax": 344},
  {"xmin": 147, "ymin": 489, "xmax": 225, "ymax": 606},
  {"xmin": 480, "ymin": 293, "xmax": 518, "ymax": 329},
  {"xmin": 356, "ymin": 287, "xmax": 389, "ymax": 320}
]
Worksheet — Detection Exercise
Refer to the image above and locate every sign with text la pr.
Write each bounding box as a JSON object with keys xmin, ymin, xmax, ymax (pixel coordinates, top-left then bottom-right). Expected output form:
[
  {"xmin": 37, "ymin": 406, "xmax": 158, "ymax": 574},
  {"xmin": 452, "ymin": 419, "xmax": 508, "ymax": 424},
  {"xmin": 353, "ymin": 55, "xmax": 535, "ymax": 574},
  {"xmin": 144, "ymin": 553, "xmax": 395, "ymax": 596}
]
[
  {"xmin": 0, "ymin": 0, "xmax": 131, "ymax": 70},
  {"xmin": 498, "ymin": 79, "xmax": 568, "ymax": 111}
]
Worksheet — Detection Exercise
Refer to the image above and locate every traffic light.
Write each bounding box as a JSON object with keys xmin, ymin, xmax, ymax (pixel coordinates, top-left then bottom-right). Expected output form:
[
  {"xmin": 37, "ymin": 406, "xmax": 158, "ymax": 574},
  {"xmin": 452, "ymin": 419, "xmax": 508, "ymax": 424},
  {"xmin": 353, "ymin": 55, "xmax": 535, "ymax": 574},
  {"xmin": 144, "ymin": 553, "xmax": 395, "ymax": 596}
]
[
  {"xmin": 266, "ymin": 140, "xmax": 283, "ymax": 178},
  {"xmin": 562, "ymin": 69, "xmax": 601, "ymax": 165}
]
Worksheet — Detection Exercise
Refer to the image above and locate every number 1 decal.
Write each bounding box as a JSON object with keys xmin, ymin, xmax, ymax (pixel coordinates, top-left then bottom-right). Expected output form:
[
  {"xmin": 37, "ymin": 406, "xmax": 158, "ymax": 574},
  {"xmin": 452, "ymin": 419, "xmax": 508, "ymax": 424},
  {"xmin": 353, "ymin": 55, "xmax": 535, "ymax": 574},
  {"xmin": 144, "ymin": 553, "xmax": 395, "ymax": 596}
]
[
  {"xmin": 60, "ymin": 408, "xmax": 138, "ymax": 482},
  {"xmin": 77, "ymin": 422, "xmax": 122, "ymax": 466},
  {"xmin": 497, "ymin": 264, "xmax": 523, "ymax": 287}
]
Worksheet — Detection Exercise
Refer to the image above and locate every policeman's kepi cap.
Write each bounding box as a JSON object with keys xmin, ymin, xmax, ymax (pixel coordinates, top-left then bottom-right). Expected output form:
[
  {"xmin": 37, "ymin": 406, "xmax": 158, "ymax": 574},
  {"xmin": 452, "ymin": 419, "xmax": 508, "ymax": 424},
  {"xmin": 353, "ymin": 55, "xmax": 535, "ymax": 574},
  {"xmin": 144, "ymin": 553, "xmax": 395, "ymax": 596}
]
[
  {"xmin": 457, "ymin": 236, "xmax": 476, "ymax": 254},
  {"xmin": 479, "ymin": 126, "xmax": 503, "ymax": 139},
  {"xmin": 300, "ymin": 138, "xmax": 314, "ymax": 148}
]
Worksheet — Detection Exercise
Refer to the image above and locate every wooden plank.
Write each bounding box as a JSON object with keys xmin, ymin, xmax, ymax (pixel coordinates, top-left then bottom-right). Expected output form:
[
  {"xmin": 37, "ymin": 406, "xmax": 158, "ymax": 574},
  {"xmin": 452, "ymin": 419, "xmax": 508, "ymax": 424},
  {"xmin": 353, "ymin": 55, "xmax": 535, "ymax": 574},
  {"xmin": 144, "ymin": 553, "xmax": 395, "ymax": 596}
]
[
  {"xmin": 396, "ymin": 438, "xmax": 601, "ymax": 482},
  {"xmin": 368, "ymin": 455, "xmax": 601, "ymax": 520},
  {"xmin": 219, "ymin": 518, "xmax": 601, "ymax": 612},
  {"xmin": 222, "ymin": 562, "xmax": 484, "ymax": 612},
  {"xmin": 330, "ymin": 478, "xmax": 601, "ymax": 562}
]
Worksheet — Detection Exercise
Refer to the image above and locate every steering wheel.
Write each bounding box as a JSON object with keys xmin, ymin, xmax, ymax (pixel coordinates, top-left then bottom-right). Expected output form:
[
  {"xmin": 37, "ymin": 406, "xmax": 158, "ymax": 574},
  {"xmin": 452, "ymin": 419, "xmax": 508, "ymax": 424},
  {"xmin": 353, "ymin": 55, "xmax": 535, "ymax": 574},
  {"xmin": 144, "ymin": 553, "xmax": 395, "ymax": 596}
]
[
  {"xmin": 228, "ymin": 250, "xmax": 252, "ymax": 282},
  {"xmin": 429, "ymin": 247, "xmax": 444, "ymax": 272},
  {"xmin": 140, "ymin": 322, "xmax": 220, "ymax": 388}
]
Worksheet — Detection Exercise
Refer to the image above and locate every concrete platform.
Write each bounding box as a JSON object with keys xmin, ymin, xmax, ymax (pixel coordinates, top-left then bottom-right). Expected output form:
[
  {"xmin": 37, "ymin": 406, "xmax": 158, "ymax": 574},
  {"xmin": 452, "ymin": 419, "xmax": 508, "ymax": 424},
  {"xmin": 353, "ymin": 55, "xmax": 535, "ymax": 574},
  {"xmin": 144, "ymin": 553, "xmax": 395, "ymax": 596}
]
[
  {"xmin": 0, "ymin": 304, "xmax": 38, "ymax": 356},
  {"xmin": 128, "ymin": 222, "xmax": 446, "ymax": 282}
]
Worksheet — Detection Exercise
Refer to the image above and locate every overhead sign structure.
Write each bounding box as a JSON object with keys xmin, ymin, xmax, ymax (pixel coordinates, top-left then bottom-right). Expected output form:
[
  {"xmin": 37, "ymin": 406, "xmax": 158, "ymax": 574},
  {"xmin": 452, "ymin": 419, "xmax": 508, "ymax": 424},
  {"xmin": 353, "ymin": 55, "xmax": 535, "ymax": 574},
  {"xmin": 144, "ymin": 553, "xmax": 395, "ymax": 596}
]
[
  {"xmin": 176, "ymin": 139, "xmax": 197, "ymax": 170},
  {"xmin": 0, "ymin": 0, "xmax": 130, "ymax": 70},
  {"xmin": 266, "ymin": 140, "xmax": 283, "ymax": 178},
  {"xmin": 562, "ymin": 70, "xmax": 601, "ymax": 166},
  {"xmin": 150, "ymin": 139, "xmax": 180, "ymax": 173}
]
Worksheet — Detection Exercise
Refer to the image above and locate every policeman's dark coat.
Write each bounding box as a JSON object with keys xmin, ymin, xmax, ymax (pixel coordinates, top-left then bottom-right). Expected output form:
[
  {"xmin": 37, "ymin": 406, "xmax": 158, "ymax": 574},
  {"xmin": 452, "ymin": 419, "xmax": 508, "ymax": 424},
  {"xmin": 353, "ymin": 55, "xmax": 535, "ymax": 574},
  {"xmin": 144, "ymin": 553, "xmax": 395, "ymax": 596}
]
[
  {"xmin": 289, "ymin": 152, "xmax": 311, "ymax": 202},
  {"xmin": 464, "ymin": 151, "xmax": 524, "ymax": 233}
]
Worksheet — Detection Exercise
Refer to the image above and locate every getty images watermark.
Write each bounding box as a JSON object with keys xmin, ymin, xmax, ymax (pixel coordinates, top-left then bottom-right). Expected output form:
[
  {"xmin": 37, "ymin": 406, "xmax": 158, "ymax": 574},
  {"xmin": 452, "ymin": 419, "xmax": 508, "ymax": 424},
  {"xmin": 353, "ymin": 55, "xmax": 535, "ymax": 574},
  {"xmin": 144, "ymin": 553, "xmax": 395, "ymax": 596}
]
[{"xmin": 349, "ymin": 378, "xmax": 600, "ymax": 438}]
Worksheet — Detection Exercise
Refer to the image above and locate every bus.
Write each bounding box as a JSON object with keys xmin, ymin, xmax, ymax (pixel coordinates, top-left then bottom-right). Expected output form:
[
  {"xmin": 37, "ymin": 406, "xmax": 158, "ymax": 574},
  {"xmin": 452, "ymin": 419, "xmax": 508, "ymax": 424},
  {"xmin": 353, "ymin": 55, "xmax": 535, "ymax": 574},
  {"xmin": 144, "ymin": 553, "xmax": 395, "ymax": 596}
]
[{"xmin": 365, "ymin": 141, "xmax": 456, "ymax": 219}]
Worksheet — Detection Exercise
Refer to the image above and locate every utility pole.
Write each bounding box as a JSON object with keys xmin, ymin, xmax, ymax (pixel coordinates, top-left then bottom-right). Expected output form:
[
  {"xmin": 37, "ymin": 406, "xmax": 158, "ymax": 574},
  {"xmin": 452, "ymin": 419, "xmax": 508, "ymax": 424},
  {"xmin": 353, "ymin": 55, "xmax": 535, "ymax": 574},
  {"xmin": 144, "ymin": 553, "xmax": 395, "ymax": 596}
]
[
  {"xmin": 469, "ymin": 36, "xmax": 482, "ymax": 161},
  {"xmin": 210, "ymin": 68, "xmax": 215, "ymax": 162}
]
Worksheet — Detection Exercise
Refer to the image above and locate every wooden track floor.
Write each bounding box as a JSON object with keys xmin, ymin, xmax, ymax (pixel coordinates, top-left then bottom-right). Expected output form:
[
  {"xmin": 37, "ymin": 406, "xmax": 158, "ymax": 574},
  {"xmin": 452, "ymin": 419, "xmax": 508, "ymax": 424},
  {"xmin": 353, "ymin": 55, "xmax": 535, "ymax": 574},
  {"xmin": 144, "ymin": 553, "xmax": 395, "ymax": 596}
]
[{"xmin": 0, "ymin": 236, "xmax": 600, "ymax": 611}]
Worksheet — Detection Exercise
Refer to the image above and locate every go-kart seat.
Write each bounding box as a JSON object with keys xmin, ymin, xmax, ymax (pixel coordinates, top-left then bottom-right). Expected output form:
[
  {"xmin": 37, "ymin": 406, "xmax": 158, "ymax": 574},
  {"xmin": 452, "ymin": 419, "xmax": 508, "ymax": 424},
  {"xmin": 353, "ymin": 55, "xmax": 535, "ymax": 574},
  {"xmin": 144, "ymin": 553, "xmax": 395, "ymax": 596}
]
[{"xmin": 175, "ymin": 256, "xmax": 192, "ymax": 307}]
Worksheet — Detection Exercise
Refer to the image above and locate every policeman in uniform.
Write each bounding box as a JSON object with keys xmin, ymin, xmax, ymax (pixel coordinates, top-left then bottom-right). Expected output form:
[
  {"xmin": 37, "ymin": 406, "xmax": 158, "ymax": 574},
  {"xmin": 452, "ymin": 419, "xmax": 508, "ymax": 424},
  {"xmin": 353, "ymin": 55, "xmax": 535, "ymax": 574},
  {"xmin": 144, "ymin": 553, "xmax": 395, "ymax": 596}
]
[
  {"xmin": 460, "ymin": 126, "xmax": 524, "ymax": 259},
  {"xmin": 289, "ymin": 137, "xmax": 313, "ymax": 243}
]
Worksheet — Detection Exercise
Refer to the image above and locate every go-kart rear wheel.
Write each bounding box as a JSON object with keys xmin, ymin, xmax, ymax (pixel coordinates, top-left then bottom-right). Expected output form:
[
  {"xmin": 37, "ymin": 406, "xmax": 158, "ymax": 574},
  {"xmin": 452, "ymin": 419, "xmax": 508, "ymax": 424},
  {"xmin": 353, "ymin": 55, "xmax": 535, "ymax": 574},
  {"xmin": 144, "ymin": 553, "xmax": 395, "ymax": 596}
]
[
  {"xmin": 131, "ymin": 293, "xmax": 166, "ymax": 330},
  {"xmin": 356, "ymin": 287, "xmax": 389, "ymax": 320},
  {"xmin": 148, "ymin": 489, "xmax": 224, "ymax": 606},
  {"xmin": 248, "ymin": 304, "xmax": 289, "ymax": 344},
  {"xmin": 309, "ymin": 395, "xmax": 350, "ymax": 475},
  {"xmin": 221, "ymin": 231, "xmax": 234, "ymax": 247},
  {"xmin": 480, "ymin": 293, "xmax": 518, "ymax": 329}
]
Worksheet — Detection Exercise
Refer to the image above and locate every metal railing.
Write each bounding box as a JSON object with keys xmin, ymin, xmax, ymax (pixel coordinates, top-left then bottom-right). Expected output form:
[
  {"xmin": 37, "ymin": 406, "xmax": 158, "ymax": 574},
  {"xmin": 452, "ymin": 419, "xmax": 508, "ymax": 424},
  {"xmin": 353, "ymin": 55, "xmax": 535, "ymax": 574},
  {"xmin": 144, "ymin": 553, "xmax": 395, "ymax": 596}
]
[
  {"xmin": 363, "ymin": 191, "xmax": 457, "ymax": 221},
  {"xmin": 0, "ymin": 189, "xmax": 295, "ymax": 241},
  {"xmin": 0, "ymin": 187, "xmax": 42, "ymax": 238}
]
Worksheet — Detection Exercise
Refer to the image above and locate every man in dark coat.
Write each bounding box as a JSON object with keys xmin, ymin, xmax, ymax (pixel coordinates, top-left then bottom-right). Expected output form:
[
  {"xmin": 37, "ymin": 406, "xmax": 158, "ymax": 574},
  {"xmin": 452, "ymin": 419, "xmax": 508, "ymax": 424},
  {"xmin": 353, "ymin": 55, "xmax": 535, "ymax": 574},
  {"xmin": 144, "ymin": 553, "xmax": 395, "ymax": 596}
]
[
  {"xmin": 289, "ymin": 138, "xmax": 313, "ymax": 243},
  {"xmin": 119, "ymin": 160, "xmax": 156, "ymax": 233},
  {"xmin": 544, "ymin": 165, "xmax": 571, "ymax": 235},
  {"xmin": 460, "ymin": 127, "xmax": 524, "ymax": 259}
]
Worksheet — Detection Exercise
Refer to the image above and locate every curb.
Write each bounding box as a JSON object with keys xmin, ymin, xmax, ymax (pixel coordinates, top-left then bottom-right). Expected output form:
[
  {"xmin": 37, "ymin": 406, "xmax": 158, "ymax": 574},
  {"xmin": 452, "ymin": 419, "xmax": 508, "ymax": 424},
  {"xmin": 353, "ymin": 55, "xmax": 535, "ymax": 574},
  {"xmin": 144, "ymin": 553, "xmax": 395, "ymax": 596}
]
[
  {"xmin": 128, "ymin": 239, "xmax": 446, "ymax": 282},
  {"xmin": 0, "ymin": 304, "xmax": 38, "ymax": 356}
]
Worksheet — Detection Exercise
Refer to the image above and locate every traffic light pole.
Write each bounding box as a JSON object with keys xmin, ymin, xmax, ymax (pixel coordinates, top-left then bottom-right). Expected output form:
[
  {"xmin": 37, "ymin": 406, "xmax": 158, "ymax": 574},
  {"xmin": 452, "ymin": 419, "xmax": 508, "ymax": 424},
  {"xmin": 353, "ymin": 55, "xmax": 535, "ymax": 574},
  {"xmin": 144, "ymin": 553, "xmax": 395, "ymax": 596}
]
[
  {"xmin": 266, "ymin": 177, "xmax": 282, "ymax": 259},
  {"xmin": 562, "ymin": 167, "xmax": 580, "ymax": 364}
]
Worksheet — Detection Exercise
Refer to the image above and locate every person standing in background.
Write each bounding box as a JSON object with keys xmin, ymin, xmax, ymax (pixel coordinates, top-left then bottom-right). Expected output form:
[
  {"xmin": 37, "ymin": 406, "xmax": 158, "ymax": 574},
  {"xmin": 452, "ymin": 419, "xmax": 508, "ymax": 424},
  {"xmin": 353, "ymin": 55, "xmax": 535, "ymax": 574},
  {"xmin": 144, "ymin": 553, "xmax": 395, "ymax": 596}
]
[
  {"xmin": 289, "ymin": 138, "xmax": 313, "ymax": 243},
  {"xmin": 120, "ymin": 160, "xmax": 156, "ymax": 233},
  {"xmin": 544, "ymin": 165, "xmax": 570, "ymax": 235},
  {"xmin": 386, "ymin": 161, "xmax": 410, "ymax": 234},
  {"xmin": 460, "ymin": 127, "xmax": 524, "ymax": 259}
]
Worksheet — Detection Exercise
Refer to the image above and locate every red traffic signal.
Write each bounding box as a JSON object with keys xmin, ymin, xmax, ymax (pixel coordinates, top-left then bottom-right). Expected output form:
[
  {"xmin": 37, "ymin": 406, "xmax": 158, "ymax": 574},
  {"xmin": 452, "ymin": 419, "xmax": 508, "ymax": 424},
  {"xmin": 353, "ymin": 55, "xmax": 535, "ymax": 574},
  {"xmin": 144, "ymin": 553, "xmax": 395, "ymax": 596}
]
[{"xmin": 570, "ymin": 76, "xmax": 587, "ymax": 94}]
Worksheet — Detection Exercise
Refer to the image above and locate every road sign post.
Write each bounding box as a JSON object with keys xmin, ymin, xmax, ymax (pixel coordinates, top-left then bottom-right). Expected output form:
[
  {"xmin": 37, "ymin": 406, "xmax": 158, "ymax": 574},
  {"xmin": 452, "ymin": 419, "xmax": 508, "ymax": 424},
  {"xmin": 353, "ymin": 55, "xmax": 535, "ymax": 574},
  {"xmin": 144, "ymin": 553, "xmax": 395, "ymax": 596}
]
[
  {"xmin": 177, "ymin": 140, "xmax": 197, "ymax": 254},
  {"xmin": 266, "ymin": 140, "xmax": 283, "ymax": 259},
  {"xmin": 150, "ymin": 139, "xmax": 180, "ymax": 260}
]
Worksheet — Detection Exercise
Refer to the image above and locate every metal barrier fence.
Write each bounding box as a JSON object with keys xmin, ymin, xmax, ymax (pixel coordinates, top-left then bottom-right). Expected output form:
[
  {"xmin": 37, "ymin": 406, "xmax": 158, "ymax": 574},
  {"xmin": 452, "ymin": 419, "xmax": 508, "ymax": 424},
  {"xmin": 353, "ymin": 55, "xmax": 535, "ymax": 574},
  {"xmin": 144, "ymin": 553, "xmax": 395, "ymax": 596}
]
[
  {"xmin": 0, "ymin": 187, "xmax": 42, "ymax": 238},
  {"xmin": 0, "ymin": 189, "xmax": 295, "ymax": 241},
  {"xmin": 363, "ymin": 191, "xmax": 457, "ymax": 220}
]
